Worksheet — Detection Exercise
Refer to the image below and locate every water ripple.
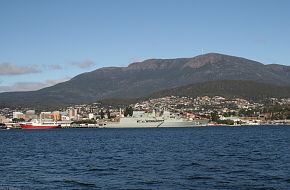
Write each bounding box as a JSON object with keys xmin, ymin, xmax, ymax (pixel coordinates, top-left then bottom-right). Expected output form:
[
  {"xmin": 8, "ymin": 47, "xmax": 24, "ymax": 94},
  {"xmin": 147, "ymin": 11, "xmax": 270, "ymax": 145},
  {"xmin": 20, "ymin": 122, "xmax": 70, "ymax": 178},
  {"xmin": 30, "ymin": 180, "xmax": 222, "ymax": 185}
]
[{"xmin": 0, "ymin": 126, "xmax": 290, "ymax": 189}]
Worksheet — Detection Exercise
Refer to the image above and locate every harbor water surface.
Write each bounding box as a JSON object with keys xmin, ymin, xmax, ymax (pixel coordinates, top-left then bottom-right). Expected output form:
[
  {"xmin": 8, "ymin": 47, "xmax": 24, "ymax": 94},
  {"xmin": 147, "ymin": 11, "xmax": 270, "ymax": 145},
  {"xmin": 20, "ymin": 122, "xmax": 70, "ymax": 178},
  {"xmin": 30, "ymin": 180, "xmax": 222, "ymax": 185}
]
[{"xmin": 1, "ymin": 126, "xmax": 290, "ymax": 190}]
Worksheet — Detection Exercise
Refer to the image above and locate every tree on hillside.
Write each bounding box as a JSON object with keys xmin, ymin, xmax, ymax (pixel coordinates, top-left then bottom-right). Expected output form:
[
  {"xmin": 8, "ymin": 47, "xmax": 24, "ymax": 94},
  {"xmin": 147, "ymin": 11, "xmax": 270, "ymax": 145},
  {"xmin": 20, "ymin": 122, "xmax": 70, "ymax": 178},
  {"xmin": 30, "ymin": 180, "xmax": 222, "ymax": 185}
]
[
  {"xmin": 239, "ymin": 109, "xmax": 255, "ymax": 117},
  {"xmin": 100, "ymin": 110, "xmax": 105, "ymax": 119},
  {"xmin": 124, "ymin": 107, "xmax": 129, "ymax": 117},
  {"xmin": 106, "ymin": 110, "xmax": 111, "ymax": 119},
  {"xmin": 12, "ymin": 118, "xmax": 25, "ymax": 123},
  {"xmin": 210, "ymin": 111, "xmax": 219, "ymax": 122},
  {"xmin": 124, "ymin": 106, "xmax": 134, "ymax": 117},
  {"xmin": 128, "ymin": 106, "xmax": 133, "ymax": 116}
]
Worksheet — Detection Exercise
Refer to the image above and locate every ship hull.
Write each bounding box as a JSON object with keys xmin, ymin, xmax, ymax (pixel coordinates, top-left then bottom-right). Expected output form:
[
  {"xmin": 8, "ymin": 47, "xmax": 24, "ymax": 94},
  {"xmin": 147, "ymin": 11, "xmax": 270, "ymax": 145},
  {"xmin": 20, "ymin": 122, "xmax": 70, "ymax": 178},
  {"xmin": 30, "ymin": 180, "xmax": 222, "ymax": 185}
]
[
  {"xmin": 105, "ymin": 118, "xmax": 164, "ymax": 128},
  {"xmin": 20, "ymin": 124, "xmax": 61, "ymax": 129},
  {"xmin": 159, "ymin": 121, "xmax": 195, "ymax": 128}
]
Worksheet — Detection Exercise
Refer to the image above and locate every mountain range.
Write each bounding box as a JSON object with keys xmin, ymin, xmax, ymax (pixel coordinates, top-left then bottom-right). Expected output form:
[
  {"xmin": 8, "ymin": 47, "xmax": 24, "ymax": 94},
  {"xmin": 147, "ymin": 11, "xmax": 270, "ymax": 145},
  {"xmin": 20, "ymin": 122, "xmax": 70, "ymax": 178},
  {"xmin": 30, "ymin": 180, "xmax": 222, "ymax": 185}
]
[{"xmin": 1, "ymin": 53, "xmax": 290, "ymax": 109}]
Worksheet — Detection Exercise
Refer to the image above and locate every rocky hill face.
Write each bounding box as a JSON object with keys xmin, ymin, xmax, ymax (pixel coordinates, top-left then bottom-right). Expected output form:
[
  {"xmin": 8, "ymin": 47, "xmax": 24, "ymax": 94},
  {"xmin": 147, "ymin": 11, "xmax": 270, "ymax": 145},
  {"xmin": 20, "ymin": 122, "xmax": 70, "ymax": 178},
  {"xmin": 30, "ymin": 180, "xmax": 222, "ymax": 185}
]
[{"xmin": 1, "ymin": 53, "xmax": 290, "ymax": 109}]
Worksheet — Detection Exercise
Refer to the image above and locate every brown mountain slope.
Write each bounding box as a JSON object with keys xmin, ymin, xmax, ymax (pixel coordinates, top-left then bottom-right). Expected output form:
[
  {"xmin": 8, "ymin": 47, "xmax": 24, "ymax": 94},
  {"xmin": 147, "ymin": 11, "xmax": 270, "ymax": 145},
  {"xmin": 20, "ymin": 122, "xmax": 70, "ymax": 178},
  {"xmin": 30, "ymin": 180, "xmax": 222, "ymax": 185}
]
[{"xmin": 0, "ymin": 53, "xmax": 290, "ymax": 109}]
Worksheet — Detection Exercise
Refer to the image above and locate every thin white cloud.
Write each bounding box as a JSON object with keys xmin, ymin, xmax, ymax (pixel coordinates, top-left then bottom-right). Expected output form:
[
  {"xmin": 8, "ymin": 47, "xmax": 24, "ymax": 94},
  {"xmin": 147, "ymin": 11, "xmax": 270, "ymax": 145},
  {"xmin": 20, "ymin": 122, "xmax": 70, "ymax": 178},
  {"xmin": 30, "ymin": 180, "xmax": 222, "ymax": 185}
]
[
  {"xmin": 47, "ymin": 64, "xmax": 63, "ymax": 70},
  {"xmin": 0, "ymin": 82, "xmax": 47, "ymax": 92},
  {"xmin": 0, "ymin": 60, "xmax": 95, "ymax": 76},
  {"xmin": 0, "ymin": 77, "xmax": 71, "ymax": 93},
  {"xmin": 70, "ymin": 60, "xmax": 95, "ymax": 69},
  {"xmin": 253, "ymin": 39, "xmax": 268, "ymax": 45},
  {"xmin": 0, "ymin": 62, "xmax": 41, "ymax": 75},
  {"xmin": 44, "ymin": 77, "xmax": 71, "ymax": 86}
]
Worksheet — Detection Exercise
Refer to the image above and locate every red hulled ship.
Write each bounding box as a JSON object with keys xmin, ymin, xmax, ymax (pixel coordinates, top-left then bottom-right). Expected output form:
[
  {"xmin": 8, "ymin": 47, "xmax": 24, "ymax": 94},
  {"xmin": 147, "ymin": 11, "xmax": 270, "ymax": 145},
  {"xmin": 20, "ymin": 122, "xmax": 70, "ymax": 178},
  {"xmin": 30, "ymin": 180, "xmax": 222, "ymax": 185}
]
[{"xmin": 20, "ymin": 119, "xmax": 61, "ymax": 129}]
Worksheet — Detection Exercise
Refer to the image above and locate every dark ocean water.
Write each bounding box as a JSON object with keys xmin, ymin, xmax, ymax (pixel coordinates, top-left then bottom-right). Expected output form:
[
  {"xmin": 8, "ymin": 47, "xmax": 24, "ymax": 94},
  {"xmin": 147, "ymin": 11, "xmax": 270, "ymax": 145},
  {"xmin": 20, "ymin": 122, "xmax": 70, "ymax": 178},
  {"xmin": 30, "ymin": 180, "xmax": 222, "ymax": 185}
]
[{"xmin": 0, "ymin": 126, "xmax": 290, "ymax": 190}]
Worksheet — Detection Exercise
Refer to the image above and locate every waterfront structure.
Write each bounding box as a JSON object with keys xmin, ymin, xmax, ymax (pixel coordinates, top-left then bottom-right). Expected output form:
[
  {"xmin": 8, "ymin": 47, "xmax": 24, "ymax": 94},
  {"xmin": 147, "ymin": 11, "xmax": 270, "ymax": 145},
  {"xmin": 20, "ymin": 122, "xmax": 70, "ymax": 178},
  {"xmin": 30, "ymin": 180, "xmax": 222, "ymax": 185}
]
[
  {"xmin": 0, "ymin": 115, "xmax": 9, "ymax": 123},
  {"xmin": 1, "ymin": 95, "xmax": 290, "ymax": 126},
  {"xmin": 88, "ymin": 113, "xmax": 95, "ymax": 120},
  {"xmin": 25, "ymin": 110, "xmax": 38, "ymax": 120}
]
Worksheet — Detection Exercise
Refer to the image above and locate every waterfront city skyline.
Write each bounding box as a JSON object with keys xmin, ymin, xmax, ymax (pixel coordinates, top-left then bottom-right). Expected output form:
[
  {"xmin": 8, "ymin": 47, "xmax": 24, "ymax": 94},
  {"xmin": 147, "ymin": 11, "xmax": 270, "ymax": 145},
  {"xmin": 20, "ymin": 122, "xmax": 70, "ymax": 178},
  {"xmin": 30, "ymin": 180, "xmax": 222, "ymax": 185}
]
[{"xmin": 0, "ymin": 0, "xmax": 290, "ymax": 92}]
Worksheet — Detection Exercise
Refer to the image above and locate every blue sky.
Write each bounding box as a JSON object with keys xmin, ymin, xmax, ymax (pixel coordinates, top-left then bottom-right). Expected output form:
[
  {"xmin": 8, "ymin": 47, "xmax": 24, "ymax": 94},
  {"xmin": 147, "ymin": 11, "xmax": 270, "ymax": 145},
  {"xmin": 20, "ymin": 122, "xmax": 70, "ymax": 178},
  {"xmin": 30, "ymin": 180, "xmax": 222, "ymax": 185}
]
[{"xmin": 0, "ymin": 0, "xmax": 290, "ymax": 92}]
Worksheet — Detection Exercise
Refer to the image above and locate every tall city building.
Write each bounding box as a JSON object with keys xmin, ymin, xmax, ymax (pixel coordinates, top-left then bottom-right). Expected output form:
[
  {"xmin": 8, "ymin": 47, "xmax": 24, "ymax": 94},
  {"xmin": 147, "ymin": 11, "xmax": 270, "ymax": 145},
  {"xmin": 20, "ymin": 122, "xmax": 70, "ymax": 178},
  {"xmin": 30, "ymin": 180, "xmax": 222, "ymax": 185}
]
[
  {"xmin": 12, "ymin": 112, "xmax": 25, "ymax": 120},
  {"xmin": 52, "ymin": 111, "xmax": 61, "ymax": 121},
  {"xmin": 40, "ymin": 112, "xmax": 52, "ymax": 120},
  {"xmin": 68, "ymin": 108, "xmax": 78, "ymax": 120}
]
